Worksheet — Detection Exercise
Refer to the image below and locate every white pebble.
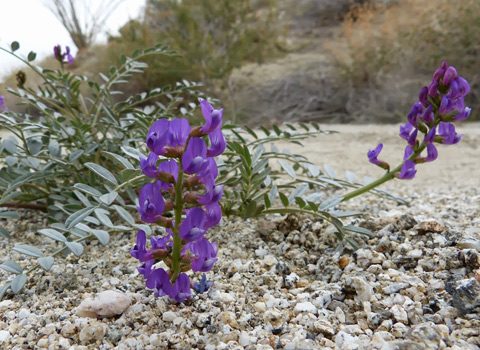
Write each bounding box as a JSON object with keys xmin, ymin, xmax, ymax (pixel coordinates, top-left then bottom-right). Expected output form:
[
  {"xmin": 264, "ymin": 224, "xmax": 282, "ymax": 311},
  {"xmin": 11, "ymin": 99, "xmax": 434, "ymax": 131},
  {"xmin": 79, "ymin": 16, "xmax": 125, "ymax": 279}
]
[
  {"xmin": 294, "ymin": 301, "xmax": 317, "ymax": 314},
  {"xmin": 162, "ymin": 311, "xmax": 177, "ymax": 322},
  {"xmin": 0, "ymin": 331, "xmax": 10, "ymax": 343},
  {"xmin": 17, "ymin": 308, "xmax": 30, "ymax": 320},
  {"xmin": 76, "ymin": 290, "xmax": 131, "ymax": 318}
]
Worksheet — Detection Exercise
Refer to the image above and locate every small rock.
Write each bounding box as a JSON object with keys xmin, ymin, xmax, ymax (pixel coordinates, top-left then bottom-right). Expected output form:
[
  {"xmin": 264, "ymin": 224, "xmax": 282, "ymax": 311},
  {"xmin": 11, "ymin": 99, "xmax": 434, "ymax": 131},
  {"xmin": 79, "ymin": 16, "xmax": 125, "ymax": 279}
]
[
  {"xmin": 383, "ymin": 283, "xmax": 410, "ymax": 295},
  {"xmin": 0, "ymin": 300, "xmax": 13, "ymax": 313},
  {"xmin": 0, "ymin": 331, "xmax": 10, "ymax": 343},
  {"xmin": 339, "ymin": 256, "xmax": 350, "ymax": 270},
  {"xmin": 17, "ymin": 308, "xmax": 30, "ymax": 320},
  {"xmin": 345, "ymin": 277, "xmax": 374, "ymax": 302},
  {"xmin": 254, "ymin": 302, "xmax": 267, "ymax": 313},
  {"xmin": 76, "ymin": 290, "xmax": 131, "ymax": 318},
  {"xmin": 58, "ymin": 337, "xmax": 70, "ymax": 349},
  {"xmin": 79, "ymin": 321, "xmax": 107, "ymax": 344},
  {"xmin": 391, "ymin": 305, "xmax": 408, "ymax": 324},
  {"xmin": 294, "ymin": 302, "xmax": 317, "ymax": 314},
  {"xmin": 416, "ymin": 221, "xmax": 444, "ymax": 234},
  {"xmin": 163, "ymin": 311, "xmax": 177, "ymax": 322},
  {"xmin": 335, "ymin": 331, "xmax": 359, "ymax": 350}
]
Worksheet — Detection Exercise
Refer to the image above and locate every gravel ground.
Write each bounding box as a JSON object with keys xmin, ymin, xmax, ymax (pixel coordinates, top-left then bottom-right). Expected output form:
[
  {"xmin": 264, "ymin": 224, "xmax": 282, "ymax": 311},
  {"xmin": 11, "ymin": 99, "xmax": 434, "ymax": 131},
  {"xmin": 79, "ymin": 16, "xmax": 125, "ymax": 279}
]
[{"xmin": 1, "ymin": 123, "xmax": 480, "ymax": 349}]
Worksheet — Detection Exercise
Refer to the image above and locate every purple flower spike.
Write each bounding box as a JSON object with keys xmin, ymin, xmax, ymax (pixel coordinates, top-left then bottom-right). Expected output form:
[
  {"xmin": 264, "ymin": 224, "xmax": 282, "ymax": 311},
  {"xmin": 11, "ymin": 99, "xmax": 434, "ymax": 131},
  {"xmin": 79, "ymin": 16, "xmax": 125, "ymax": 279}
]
[
  {"xmin": 168, "ymin": 118, "xmax": 190, "ymax": 147},
  {"xmin": 207, "ymin": 129, "xmax": 226, "ymax": 157},
  {"xmin": 140, "ymin": 152, "xmax": 159, "ymax": 179},
  {"xmin": 182, "ymin": 137, "xmax": 208, "ymax": 174},
  {"xmin": 189, "ymin": 238, "xmax": 218, "ymax": 272},
  {"xmin": 398, "ymin": 160, "xmax": 417, "ymax": 180},
  {"xmin": 200, "ymin": 99, "xmax": 223, "ymax": 134},
  {"xmin": 399, "ymin": 122, "xmax": 413, "ymax": 140},
  {"xmin": 425, "ymin": 144, "xmax": 438, "ymax": 162},
  {"xmin": 138, "ymin": 183, "xmax": 165, "ymax": 223},
  {"xmin": 146, "ymin": 268, "xmax": 173, "ymax": 298},
  {"xmin": 438, "ymin": 122, "xmax": 462, "ymax": 145},
  {"xmin": 205, "ymin": 202, "xmax": 222, "ymax": 229},
  {"xmin": 147, "ymin": 119, "xmax": 170, "ymax": 155},
  {"xmin": 170, "ymin": 273, "xmax": 191, "ymax": 303},
  {"xmin": 179, "ymin": 207, "xmax": 206, "ymax": 242}
]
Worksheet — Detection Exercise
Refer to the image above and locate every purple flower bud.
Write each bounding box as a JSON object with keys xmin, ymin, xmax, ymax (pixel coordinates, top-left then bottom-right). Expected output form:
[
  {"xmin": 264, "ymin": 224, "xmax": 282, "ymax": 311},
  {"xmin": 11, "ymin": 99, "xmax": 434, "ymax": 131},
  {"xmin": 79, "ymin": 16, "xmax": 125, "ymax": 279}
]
[
  {"xmin": 424, "ymin": 126, "xmax": 436, "ymax": 144},
  {"xmin": 438, "ymin": 122, "xmax": 462, "ymax": 145},
  {"xmin": 182, "ymin": 137, "xmax": 208, "ymax": 174},
  {"xmin": 421, "ymin": 105, "xmax": 434, "ymax": 124},
  {"xmin": 179, "ymin": 207, "xmax": 206, "ymax": 242},
  {"xmin": 407, "ymin": 102, "xmax": 423, "ymax": 127},
  {"xmin": 146, "ymin": 268, "xmax": 173, "ymax": 298},
  {"xmin": 433, "ymin": 61, "xmax": 447, "ymax": 81},
  {"xmin": 399, "ymin": 122, "xmax": 413, "ymax": 141},
  {"xmin": 188, "ymin": 238, "xmax": 218, "ymax": 272},
  {"xmin": 408, "ymin": 128, "xmax": 418, "ymax": 147},
  {"xmin": 427, "ymin": 80, "xmax": 439, "ymax": 98},
  {"xmin": 200, "ymin": 99, "xmax": 223, "ymax": 134},
  {"xmin": 168, "ymin": 118, "xmax": 190, "ymax": 147},
  {"xmin": 147, "ymin": 119, "xmax": 170, "ymax": 155},
  {"xmin": 205, "ymin": 202, "xmax": 222, "ymax": 229},
  {"xmin": 456, "ymin": 76, "xmax": 470, "ymax": 97},
  {"xmin": 443, "ymin": 66, "xmax": 457, "ymax": 86},
  {"xmin": 140, "ymin": 152, "xmax": 159, "ymax": 178},
  {"xmin": 424, "ymin": 144, "xmax": 438, "ymax": 162},
  {"xmin": 207, "ymin": 129, "xmax": 226, "ymax": 157},
  {"xmin": 419, "ymin": 86, "xmax": 429, "ymax": 105},
  {"xmin": 403, "ymin": 145, "xmax": 414, "ymax": 160},
  {"xmin": 398, "ymin": 160, "xmax": 417, "ymax": 180},
  {"xmin": 53, "ymin": 45, "xmax": 62, "ymax": 61},
  {"xmin": 138, "ymin": 183, "xmax": 165, "ymax": 223}
]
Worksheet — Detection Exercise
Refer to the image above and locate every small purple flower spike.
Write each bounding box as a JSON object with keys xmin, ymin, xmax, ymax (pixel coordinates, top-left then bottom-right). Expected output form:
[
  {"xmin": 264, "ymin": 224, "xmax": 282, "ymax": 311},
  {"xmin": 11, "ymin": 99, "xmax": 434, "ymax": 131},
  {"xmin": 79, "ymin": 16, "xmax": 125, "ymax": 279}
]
[{"xmin": 193, "ymin": 273, "xmax": 214, "ymax": 294}]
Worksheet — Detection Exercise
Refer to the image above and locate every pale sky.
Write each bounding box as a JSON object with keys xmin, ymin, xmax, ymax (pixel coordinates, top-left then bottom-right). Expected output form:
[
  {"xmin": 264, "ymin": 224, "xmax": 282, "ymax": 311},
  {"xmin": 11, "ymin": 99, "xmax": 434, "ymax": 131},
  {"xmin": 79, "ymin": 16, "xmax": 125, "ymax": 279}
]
[{"xmin": 0, "ymin": 0, "xmax": 144, "ymax": 80}]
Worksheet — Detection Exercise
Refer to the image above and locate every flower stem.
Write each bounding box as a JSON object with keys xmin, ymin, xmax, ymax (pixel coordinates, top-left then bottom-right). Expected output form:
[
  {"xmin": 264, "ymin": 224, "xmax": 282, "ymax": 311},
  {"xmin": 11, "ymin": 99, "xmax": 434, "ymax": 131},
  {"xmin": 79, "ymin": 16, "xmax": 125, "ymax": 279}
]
[{"xmin": 171, "ymin": 167, "xmax": 184, "ymax": 281}]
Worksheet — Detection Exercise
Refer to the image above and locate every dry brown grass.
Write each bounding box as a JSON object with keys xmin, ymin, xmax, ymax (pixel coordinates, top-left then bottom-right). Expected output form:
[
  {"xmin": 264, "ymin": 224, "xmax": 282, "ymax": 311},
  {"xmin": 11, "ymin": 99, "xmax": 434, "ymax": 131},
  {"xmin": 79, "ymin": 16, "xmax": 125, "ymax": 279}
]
[{"xmin": 325, "ymin": 0, "xmax": 480, "ymax": 121}]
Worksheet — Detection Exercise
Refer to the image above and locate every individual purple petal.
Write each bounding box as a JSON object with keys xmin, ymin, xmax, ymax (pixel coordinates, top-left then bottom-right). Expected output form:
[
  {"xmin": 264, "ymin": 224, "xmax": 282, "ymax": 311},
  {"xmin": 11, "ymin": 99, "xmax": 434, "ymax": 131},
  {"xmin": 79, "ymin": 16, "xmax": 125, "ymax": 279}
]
[
  {"xmin": 367, "ymin": 144, "xmax": 383, "ymax": 165},
  {"xmin": 182, "ymin": 137, "xmax": 208, "ymax": 174},
  {"xmin": 443, "ymin": 66, "xmax": 457, "ymax": 86},
  {"xmin": 146, "ymin": 268, "xmax": 173, "ymax": 298},
  {"xmin": 151, "ymin": 233, "xmax": 171, "ymax": 250},
  {"xmin": 189, "ymin": 238, "xmax": 218, "ymax": 272},
  {"xmin": 433, "ymin": 61, "xmax": 447, "ymax": 81},
  {"xmin": 456, "ymin": 77, "xmax": 470, "ymax": 97},
  {"xmin": 438, "ymin": 95, "xmax": 455, "ymax": 115},
  {"xmin": 421, "ymin": 105, "xmax": 434, "ymax": 124},
  {"xmin": 138, "ymin": 183, "xmax": 165, "ymax": 223},
  {"xmin": 427, "ymin": 80, "xmax": 439, "ymax": 98},
  {"xmin": 407, "ymin": 102, "xmax": 423, "ymax": 127},
  {"xmin": 53, "ymin": 45, "xmax": 62, "ymax": 61},
  {"xmin": 179, "ymin": 207, "xmax": 206, "ymax": 242},
  {"xmin": 147, "ymin": 119, "xmax": 170, "ymax": 155},
  {"xmin": 65, "ymin": 46, "xmax": 74, "ymax": 64},
  {"xmin": 140, "ymin": 152, "xmax": 159, "ymax": 179},
  {"xmin": 403, "ymin": 145, "xmax": 414, "ymax": 160},
  {"xmin": 447, "ymin": 79, "xmax": 460, "ymax": 100},
  {"xmin": 199, "ymin": 99, "xmax": 223, "ymax": 134},
  {"xmin": 138, "ymin": 260, "xmax": 154, "ymax": 279},
  {"xmin": 438, "ymin": 122, "xmax": 462, "ymax": 145},
  {"xmin": 424, "ymin": 144, "xmax": 438, "ymax": 162},
  {"xmin": 419, "ymin": 86, "xmax": 428, "ymax": 106},
  {"xmin": 157, "ymin": 159, "xmax": 179, "ymax": 190},
  {"xmin": 169, "ymin": 273, "xmax": 191, "ymax": 303},
  {"xmin": 399, "ymin": 122, "xmax": 413, "ymax": 140},
  {"xmin": 424, "ymin": 126, "xmax": 436, "ymax": 144},
  {"xmin": 205, "ymin": 202, "xmax": 222, "ymax": 229},
  {"xmin": 398, "ymin": 160, "xmax": 417, "ymax": 180},
  {"xmin": 168, "ymin": 118, "xmax": 190, "ymax": 147},
  {"xmin": 130, "ymin": 230, "xmax": 149, "ymax": 261},
  {"xmin": 408, "ymin": 128, "xmax": 418, "ymax": 147},
  {"xmin": 207, "ymin": 129, "xmax": 226, "ymax": 157},
  {"xmin": 453, "ymin": 107, "xmax": 471, "ymax": 122}
]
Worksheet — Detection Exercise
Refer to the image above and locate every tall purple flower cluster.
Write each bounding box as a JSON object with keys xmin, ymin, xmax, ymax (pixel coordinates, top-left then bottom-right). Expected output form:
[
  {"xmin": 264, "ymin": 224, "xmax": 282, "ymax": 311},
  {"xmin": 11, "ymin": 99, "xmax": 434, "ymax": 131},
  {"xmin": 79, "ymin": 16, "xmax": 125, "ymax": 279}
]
[
  {"xmin": 130, "ymin": 99, "xmax": 226, "ymax": 302},
  {"xmin": 368, "ymin": 61, "xmax": 471, "ymax": 179},
  {"xmin": 53, "ymin": 45, "xmax": 74, "ymax": 64}
]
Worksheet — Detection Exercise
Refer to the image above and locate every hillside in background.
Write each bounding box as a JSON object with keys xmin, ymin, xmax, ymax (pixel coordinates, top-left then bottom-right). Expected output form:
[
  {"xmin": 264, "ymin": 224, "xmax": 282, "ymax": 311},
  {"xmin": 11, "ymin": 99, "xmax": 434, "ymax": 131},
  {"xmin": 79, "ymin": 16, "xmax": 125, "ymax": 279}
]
[{"xmin": 1, "ymin": 0, "xmax": 478, "ymax": 125}]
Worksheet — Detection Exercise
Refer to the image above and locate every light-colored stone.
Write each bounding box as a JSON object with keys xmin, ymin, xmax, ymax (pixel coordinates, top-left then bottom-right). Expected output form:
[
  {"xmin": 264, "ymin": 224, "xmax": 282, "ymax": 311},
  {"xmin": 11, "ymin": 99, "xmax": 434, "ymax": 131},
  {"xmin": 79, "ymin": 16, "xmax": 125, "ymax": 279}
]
[{"xmin": 76, "ymin": 290, "xmax": 131, "ymax": 318}]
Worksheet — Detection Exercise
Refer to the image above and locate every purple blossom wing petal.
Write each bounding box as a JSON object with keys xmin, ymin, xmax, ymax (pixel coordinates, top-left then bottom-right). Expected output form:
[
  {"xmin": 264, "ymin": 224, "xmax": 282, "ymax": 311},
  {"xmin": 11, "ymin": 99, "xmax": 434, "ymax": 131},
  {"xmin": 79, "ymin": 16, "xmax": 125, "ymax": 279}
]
[
  {"xmin": 425, "ymin": 144, "xmax": 438, "ymax": 162},
  {"xmin": 200, "ymin": 99, "xmax": 213, "ymax": 133},
  {"xmin": 205, "ymin": 202, "xmax": 222, "ymax": 229},
  {"xmin": 168, "ymin": 118, "xmax": 191, "ymax": 147},
  {"xmin": 398, "ymin": 160, "xmax": 417, "ymax": 180},
  {"xmin": 207, "ymin": 129, "xmax": 226, "ymax": 157},
  {"xmin": 182, "ymin": 137, "xmax": 208, "ymax": 174},
  {"xmin": 147, "ymin": 119, "xmax": 170, "ymax": 155},
  {"xmin": 138, "ymin": 183, "xmax": 165, "ymax": 223},
  {"xmin": 146, "ymin": 268, "xmax": 173, "ymax": 297},
  {"xmin": 403, "ymin": 146, "xmax": 414, "ymax": 160},
  {"xmin": 170, "ymin": 273, "xmax": 191, "ymax": 302},
  {"xmin": 179, "ymin": 207, "xmax": 206, "ymax": 242},
  {"xmin": 140, "ymin": 152, "xmax": 159, "ymax": 178}
]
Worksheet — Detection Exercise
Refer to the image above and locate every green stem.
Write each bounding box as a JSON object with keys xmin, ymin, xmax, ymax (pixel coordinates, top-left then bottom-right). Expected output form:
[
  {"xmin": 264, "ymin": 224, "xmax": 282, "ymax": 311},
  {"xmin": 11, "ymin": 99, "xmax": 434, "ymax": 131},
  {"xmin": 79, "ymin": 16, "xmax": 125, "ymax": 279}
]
[{"xmin": 171, "ymin": 167, "xmax": 184, "ymax": 280}]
